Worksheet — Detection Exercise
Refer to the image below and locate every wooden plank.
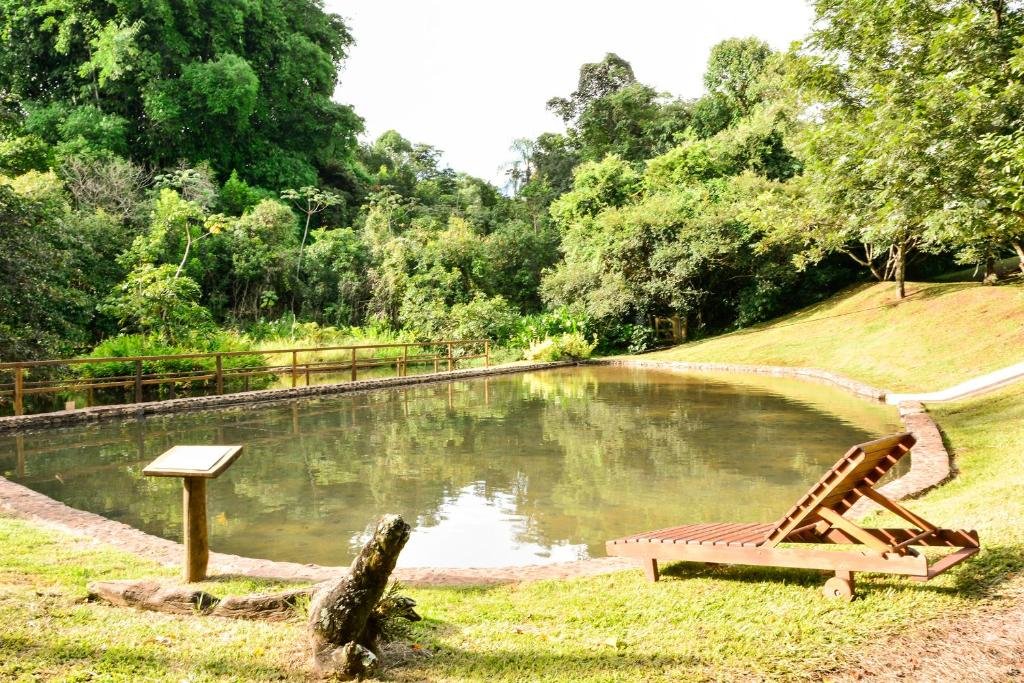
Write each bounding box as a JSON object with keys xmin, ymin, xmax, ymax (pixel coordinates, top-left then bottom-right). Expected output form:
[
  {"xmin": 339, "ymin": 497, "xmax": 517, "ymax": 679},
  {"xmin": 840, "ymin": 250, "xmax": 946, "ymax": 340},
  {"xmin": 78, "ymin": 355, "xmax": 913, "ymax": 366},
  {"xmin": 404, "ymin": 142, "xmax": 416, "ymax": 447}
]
[
  {"xmin": 0, "ymin": 339, "xmax": 490, "ymax": 369},
  {"xmin": 606, "ymin": 538, "xmax": 929, "ymax": 576},
  {"xmin": 183, "ymin": 477, "xmax": 208, "ymax": 582},
  {"xmin": 801, "ymin": 527, "xmax": 977, "ymax": 548},
  {"xmin": 13, "ymin": 366, "xmax": 23, "ymax": 416},
  {"xmin": 909, "ymin": 547, "xmax": 981, "ymax": 581},
  {"xmin": 640, "ymin": 558, "xmax": 659, "ymax": 582},
  {"xmin": 857, "ymin": 486, "xmax": 937, "ymax": 531},
  {"xmin": 632, "ymin": 524, "xmax": 714, "ymax": 542},
  {"xmin": 683, "ymin": 523, "xmax": 739, "ymax": 544},
  {"xmin": 816, "ymin": 507, "xmax": 894, "ymax": 553},
  {"xmin": 143, "ymin": 445, "xmax": 244, "ymax": 479},
  {"xmin": 134, "ymin": 360, "xmax": 143, "ymax": 403}
]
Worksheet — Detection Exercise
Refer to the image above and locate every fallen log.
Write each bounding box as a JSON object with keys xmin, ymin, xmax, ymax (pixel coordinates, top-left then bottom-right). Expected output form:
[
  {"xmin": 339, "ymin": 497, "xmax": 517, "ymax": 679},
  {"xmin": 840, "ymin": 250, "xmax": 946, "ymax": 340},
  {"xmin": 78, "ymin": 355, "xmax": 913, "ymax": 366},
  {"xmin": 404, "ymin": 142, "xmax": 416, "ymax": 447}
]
[
  {"xmin": 87, "ymin": 580, "xmax": 218, "ymax": 615},
  {"xmin": 87, "ymin": 579, "xmax": 321, "ymax": 621}
]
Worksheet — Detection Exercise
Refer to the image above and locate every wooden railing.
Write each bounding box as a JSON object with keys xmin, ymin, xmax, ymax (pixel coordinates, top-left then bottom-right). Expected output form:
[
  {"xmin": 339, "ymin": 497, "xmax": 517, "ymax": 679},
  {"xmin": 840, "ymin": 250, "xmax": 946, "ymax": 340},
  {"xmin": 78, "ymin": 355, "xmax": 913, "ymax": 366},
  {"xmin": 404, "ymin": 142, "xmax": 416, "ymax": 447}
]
[{"xmin": 0, "ymin": 339, "xmax": 490, "ymax": 417}]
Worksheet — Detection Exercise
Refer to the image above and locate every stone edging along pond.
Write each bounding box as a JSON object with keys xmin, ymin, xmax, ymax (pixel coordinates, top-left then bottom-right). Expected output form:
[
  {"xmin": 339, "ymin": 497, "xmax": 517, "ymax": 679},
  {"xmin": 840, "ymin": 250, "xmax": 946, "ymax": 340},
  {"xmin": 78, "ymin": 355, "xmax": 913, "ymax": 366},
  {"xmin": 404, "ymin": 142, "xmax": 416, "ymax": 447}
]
[
  {"xmin": 0, "ymin": 358, "xmax": 952, "ymax": 586},
  {"xmin": 0, "ymin": 360, "xmax": 579, "ymax": 434}
]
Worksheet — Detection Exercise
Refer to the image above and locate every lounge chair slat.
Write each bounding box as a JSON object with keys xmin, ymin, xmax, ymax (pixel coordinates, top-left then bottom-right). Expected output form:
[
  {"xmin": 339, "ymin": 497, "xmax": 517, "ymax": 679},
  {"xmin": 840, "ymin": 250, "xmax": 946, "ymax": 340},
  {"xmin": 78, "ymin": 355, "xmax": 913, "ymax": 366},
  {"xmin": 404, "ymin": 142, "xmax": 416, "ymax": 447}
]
[
  {"xmin": 648, "ymin": 524, "xmax": 717, "ymax": 542},
  {"xmin": 683, "ymin": 523, "xmax": 740, "ymax": 543},
  {"xmin": 711, "ymin": 524, "xmax": 768, "ymax": 545}
]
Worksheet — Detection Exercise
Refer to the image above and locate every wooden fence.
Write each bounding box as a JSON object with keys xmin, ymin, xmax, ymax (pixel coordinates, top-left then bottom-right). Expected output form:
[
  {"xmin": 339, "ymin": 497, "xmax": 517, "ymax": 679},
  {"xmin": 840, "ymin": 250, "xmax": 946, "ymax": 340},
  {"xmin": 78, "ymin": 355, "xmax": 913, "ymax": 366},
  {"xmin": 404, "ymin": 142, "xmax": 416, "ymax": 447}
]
[{"xmin": 0, "ymin": 339, "xmax": 489, "ymax": 417}]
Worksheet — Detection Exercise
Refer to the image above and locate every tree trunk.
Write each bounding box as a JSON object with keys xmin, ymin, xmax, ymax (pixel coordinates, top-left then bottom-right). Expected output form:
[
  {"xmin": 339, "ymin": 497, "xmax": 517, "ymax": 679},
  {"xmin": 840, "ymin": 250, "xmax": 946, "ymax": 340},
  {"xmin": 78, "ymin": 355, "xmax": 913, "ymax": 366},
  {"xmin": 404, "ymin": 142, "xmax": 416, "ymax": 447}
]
[
  {"xmin": 983, "ymin": 255, "xmax": 1000, "ymax": 285},
  {"xmin": 308, "ymin": 514, "xmax": 412, "ymax": 679},
  {"xmin": 1012, "ymin": 240, "xmax": 1024, "ymax": 275},
  {"xmin": 847, "ymin": 243, "xmax": 884, "ymax": 281},
  {"xmin": 894, "ymin": 240, "xmax": 907, "ymax": 299}
]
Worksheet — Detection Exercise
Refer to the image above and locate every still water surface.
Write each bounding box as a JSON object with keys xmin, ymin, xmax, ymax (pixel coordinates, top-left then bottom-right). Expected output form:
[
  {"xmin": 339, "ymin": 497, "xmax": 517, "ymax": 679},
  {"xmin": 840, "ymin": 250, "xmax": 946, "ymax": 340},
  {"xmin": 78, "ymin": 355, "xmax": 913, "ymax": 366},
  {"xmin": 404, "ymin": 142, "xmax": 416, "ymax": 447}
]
[{"xmin": 0, "ymin": 366, "xmax": 901, "ymax": 567}]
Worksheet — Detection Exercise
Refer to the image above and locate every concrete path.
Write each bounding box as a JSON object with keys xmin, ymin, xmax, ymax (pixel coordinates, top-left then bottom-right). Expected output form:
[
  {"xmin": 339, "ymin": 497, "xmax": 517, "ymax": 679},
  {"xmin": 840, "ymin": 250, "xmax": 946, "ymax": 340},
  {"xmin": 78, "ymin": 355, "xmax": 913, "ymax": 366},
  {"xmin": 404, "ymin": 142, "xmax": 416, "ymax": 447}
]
[{"xmin": 886, "ymin": 361, "xmax": 1024, "ymax": 405}]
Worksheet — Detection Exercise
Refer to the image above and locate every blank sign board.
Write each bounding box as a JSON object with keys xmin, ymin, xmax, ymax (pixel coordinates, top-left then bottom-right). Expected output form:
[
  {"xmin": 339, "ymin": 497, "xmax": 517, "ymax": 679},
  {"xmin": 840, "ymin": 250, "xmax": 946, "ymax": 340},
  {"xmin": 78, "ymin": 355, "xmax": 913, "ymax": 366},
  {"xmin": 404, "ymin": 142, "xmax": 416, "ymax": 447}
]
[{"xmin": 143, "ymin": 445, "xmax": 243, "ymax": 479}]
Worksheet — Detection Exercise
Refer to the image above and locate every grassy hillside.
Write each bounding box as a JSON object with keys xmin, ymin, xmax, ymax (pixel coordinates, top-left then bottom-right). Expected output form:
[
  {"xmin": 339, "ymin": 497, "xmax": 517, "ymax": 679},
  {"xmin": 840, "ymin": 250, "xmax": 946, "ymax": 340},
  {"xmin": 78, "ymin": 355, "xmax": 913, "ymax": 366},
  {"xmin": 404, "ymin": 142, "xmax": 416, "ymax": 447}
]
[{"xmin": 642, "ymin": 281, "xmax": 1024, "ymax": 392}]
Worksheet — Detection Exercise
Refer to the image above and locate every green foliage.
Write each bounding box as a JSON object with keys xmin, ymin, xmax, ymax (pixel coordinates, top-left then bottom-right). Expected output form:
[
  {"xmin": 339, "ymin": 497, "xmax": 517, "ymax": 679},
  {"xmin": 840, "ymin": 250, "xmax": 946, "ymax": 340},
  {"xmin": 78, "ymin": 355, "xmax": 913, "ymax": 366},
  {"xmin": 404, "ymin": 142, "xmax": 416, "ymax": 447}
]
[
  {"xmin": 0, "ymin": 175, "xmax": 92, "ymax": 359},
  {"xmin": 76, "ymin": 332, "xmax": 271, "ymax": 390},
  {"xmin": 101, "ymin": 263, "xmax": 215, "ymax": 344},
  {"xmin": 550, "ymin": 155, "xmax": 642, "ymax": 226},
  {"xmin": 703, "ymin": 37, "xmax": 774, "ymax": 115},
  {"xmin": 218, "ymin": 170, "xmax": 267, "ymax": 216},
  {"xmin": 0, "ymin": 135, "xmax": 50, "ymax": 174},
  {"xmin": 0, "ymin": 0, "xmax": 362, "ymax": 189},
  {"xmin": 302, "ymin": 227, "xmax": 368, "ymax": 325},
  {"xmin": 444, "ymin": 294, "xmax": 520, "ymax": 343},
  {"xmin": 774, "ymin": 0, "xmax": 1024, "ymax": 291},
  {"xmin": 4, "ymin": 5, "xmax": 1022, "ymax": 363},
  {"xmin": 524, "ymin": 332, "xmax": 597, "ymax": 361}
]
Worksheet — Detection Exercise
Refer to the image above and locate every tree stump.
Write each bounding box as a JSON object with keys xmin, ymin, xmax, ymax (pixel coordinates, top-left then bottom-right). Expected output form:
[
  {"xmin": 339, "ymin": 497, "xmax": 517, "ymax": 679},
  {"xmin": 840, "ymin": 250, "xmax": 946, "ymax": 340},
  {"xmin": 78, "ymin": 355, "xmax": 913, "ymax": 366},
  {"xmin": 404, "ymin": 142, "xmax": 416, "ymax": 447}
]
[{"xmin": 308, "ymin": 514, "xmax": 415, "ymax": 679}]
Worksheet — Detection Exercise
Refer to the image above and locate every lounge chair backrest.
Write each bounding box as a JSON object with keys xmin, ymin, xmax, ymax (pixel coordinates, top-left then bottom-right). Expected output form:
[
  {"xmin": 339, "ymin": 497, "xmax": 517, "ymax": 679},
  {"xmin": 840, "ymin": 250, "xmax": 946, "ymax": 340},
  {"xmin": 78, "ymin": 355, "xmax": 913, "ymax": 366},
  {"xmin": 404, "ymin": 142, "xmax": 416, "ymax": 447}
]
[{"xmin": 763, "ymin": 432, "xmax": 916, "ymax": 547}]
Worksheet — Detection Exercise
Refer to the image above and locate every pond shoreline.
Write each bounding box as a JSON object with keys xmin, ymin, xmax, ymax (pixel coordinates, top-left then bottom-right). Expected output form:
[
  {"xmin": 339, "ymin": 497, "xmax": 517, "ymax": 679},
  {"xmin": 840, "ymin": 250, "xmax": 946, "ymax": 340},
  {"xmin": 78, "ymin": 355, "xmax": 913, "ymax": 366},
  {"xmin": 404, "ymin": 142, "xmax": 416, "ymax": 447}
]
[
  {"xmin": 0, "ymin": 359, "xmax": 953, "ymax": 586},
  {"xmin": 0, "ymin": 360, "xmax": 579, "ymax": 434}
]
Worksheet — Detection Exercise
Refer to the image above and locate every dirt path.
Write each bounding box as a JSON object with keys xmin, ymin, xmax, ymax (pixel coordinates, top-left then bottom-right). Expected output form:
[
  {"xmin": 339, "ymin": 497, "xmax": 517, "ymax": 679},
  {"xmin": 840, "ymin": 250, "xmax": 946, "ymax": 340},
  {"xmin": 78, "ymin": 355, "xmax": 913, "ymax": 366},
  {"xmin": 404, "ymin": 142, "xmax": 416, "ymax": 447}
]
[{"xmin": 829, "ymin": 575, "xmax": 1024, "ymax": 682}]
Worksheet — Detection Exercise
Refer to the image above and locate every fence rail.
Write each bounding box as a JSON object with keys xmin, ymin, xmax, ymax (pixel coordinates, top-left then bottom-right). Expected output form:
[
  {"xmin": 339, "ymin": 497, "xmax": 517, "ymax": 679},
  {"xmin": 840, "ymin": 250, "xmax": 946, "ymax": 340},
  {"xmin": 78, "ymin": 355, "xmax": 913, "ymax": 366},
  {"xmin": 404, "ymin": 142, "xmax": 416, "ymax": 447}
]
[{"xmin": 0, "ymin": 339, "xmax": 490, "ymax": 417}]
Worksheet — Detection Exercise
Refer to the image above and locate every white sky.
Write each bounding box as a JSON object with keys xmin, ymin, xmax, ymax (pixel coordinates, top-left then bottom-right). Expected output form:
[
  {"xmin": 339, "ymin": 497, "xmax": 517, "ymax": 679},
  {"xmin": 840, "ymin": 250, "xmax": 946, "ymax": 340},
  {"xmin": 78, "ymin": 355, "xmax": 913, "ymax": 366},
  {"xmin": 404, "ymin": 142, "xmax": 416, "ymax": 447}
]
[{"xmin": 327, "ymin": 1, "xmax": 814, "ymax": 186}]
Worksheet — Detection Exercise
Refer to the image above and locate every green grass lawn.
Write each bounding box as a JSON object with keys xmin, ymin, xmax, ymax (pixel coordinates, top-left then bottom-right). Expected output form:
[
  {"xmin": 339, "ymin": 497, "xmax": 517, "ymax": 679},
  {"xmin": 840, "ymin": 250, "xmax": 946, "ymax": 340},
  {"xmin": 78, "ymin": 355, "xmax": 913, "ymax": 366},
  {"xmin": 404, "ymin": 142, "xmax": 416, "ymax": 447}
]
[
  {"xmin": 640, "ymin": 280, "xmax": 1024, "ymax": 392},
  {"xmin": 2, "ymin": 382, "xmax": 1022, "ymax": 681}
]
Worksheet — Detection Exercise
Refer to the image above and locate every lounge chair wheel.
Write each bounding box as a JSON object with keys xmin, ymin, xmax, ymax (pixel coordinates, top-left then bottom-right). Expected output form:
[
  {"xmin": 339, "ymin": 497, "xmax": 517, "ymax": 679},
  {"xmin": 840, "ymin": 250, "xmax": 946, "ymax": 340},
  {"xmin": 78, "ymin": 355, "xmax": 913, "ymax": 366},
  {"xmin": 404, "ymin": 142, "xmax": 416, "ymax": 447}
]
[{"xmin": 822, "ymin": 576, "xmax": 854, "ymax": 601}]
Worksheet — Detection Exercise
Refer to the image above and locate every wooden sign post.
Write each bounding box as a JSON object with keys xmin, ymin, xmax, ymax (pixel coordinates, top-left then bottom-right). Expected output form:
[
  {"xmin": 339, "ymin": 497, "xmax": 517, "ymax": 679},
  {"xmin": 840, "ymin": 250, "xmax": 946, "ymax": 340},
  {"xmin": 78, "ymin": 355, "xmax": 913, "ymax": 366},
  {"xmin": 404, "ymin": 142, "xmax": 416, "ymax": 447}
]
[{"xmin": 143, "ymin": 445, "xmax": 244, "ymax": 582}]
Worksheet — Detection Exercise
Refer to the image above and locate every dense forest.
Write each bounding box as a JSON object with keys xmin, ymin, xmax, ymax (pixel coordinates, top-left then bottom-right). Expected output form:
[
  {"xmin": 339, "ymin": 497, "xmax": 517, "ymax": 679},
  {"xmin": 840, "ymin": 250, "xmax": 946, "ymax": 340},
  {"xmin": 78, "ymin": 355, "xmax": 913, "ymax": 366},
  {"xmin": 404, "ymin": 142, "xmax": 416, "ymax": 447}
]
[{"xmin": 1, "ymin": 0, "xmax": 1023, "ymax": 364}]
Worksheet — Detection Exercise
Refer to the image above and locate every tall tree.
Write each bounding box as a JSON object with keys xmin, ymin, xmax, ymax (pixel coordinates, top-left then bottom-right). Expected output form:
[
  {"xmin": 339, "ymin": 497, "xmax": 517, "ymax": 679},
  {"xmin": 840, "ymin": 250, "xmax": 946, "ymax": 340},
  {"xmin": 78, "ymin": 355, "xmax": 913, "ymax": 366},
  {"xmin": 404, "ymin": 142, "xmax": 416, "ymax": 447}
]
[{"xmin": 0, "ymin": 0, "xmax": 363, "ymax": 189}]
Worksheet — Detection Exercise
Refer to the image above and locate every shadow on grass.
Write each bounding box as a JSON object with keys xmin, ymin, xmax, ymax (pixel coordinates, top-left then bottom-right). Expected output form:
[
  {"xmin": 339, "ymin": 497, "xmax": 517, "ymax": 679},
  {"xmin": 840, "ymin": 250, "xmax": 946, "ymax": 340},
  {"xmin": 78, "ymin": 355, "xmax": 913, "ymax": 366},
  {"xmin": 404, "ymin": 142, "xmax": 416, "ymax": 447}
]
[
  {"xmin": 905, "ymin": 281, "xmax": 975, "ymax": 301},
  {"xmin": 384, "ymin": 643, "xmax": 711, "ymax": 682},
  {"xmin": 643, "ymin": 283, "xmax": 943, "ymax": 354},
  {"xmin": 655, "ymin": 544, "xmax": 1024, "ymax": 600},
  {"xmin": 0, "ymin": 630, "xmax": 301, "ymax": 681}
]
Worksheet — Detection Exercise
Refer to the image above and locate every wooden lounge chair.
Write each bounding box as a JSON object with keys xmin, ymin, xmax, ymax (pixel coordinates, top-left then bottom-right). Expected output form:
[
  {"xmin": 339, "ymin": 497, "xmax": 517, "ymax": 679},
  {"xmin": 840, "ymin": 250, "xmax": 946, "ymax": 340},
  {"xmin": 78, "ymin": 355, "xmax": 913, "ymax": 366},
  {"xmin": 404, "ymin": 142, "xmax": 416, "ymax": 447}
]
[{"xmin": 606, "ymin": 433, "xmax": 980, "ymax": 599}]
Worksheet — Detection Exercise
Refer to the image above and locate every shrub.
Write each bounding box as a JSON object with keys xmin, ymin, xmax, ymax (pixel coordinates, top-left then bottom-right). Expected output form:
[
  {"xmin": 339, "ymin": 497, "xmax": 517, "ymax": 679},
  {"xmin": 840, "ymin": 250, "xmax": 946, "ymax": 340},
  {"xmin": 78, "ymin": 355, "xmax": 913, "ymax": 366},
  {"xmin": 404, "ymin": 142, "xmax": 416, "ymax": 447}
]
[
  {"xmin": 510, "ymin": 307, "xmax": 592, "ymax": 350},
  {"xmin": 524, "ymin": 332, "xmax": 598, "ymax": 362},
  {"xmin": 75, "ymin": 332, "xmax": 272, "ymax": 394},
  {"xmin": 445, "ymin": 294, "xmax": 520, "ymax": 343}
]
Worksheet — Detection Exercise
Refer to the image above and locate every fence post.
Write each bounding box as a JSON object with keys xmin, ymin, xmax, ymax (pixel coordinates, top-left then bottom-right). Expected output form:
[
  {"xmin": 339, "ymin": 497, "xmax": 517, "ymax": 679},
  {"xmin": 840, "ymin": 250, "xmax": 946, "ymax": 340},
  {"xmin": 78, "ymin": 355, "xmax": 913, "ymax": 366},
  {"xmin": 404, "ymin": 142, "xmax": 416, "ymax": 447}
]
[
  {"xmin": 447, "ymin": 342, "xmax": 454, "ymax": 371},
  {"xmin": 215, "ymin": 354, "xmax": 224, "ymax": 395},
  {"xmin": 291, "ymin": 351, "xmax": 298, "ymax": 388},
  {"xmin": 13, "ymin": 365, "xmax": 24, "ymax": 416},
  {"xmin": 134, "ymin": 360, "xmax": 143, "ymax": 403},
  {"xmin": 484, "ymin": 340, "xmax": 490, "ymax": 367},
  {"xmin": 350, "ymin": 347, "xmax": 357, "ymax": 382},
  {"xmin": 402, "ymin": 345, "xmax": 408, "ymax": 377}
]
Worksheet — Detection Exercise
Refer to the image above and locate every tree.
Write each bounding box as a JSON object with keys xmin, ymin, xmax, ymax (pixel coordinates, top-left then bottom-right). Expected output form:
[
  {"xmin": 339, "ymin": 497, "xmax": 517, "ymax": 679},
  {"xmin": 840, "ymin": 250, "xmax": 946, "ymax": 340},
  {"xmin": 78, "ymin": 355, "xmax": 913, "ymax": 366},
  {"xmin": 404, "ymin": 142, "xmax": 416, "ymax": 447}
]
[
  {"xmin": 792, "ymin": 0, "xmax": 1024, "ymax": 296},
  {"xmin": 280, "ymin": 186, "xmax": 343, "ymax": 276},
  {"xmin": 101, "ymin": 263, "xmax": 214, "ymax": 343},
  {"xmin": 704, "ymin": 37, "xmax": 774, "ymax": 115},
  {"xmin": 0, "ymin": 0, "xmax": 363, "ymax": 188},
  {"xmin": 0, "ymin": 175, "xmax": 92, "ymax": 359},
  {"xmin": 547, "ymin": 53, "xmax": 637, "ymax": 124},
  {"xmin": 60, "ymin": 154, "xmax": 151, "ymax": 223}
]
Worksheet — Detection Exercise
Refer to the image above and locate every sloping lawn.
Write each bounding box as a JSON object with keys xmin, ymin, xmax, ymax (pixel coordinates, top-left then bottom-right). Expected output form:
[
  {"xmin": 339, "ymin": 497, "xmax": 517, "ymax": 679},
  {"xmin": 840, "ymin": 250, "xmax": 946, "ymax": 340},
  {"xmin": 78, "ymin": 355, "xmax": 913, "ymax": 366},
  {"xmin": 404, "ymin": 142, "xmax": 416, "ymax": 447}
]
[
  {"xmin": 640, "ymin": 281, "xmax": 1024, "ymax": 392},
  {"xmin": 2, "ymin": 385, "xmax": 1021, "ymax": 681}
]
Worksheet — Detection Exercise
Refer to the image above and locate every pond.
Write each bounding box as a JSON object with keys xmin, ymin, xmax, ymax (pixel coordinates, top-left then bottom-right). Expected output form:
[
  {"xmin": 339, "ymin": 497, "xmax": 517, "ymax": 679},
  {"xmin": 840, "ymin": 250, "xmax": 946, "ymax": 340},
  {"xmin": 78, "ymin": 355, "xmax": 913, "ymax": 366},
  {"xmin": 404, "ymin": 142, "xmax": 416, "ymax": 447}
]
[{"xmin": 0, "ymin": 366, "xmax": 902, "ymax": 568}]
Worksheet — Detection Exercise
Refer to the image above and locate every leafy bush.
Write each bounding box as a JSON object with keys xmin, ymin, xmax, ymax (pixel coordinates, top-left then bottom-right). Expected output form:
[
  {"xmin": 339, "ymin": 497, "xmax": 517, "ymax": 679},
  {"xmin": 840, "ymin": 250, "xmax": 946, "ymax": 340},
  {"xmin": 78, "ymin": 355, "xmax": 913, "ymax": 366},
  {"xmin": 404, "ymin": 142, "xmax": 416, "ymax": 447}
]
[
  {"xmin": 75, "ymin": 332, "xmax": 272, "ymax": 392},
  {"xmin": 524, "ymin": 332, "xmax": 598, "ymax": 362},
  {"xmin": 445, "ymin": 294, "xmax": 520, "ymax": 343},
  {"xmin": 510, "ymin": 307, "xmax": 592, "ymax": 350},
  {"xmin": 600, "ymin": 322, "xmax": 655, "ymax": 354}
]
